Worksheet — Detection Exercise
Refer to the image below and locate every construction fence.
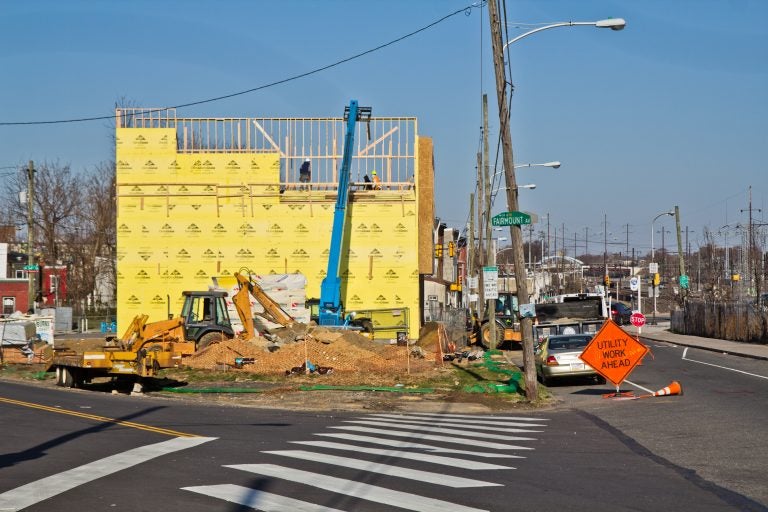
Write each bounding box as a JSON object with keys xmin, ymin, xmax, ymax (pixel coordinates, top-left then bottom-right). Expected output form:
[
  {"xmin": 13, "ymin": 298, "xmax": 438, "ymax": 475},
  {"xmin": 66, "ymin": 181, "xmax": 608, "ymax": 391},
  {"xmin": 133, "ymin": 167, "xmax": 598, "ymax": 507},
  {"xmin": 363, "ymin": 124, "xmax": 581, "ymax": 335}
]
[{"xmin": 672, "ymin": 300, "xmax": 768, "ymax": 343}]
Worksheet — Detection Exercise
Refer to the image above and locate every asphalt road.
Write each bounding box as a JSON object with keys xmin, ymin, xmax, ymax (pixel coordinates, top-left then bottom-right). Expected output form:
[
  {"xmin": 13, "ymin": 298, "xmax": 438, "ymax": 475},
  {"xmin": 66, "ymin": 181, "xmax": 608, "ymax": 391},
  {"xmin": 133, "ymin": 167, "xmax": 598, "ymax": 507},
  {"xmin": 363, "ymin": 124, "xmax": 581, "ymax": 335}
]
[
  {"xmin": 528, "ymin": 337, "xmax": 768, "ymax": 509},
  {"xmin": 2, "ymin": 369, "xmax": 765, "ymax": 512}
]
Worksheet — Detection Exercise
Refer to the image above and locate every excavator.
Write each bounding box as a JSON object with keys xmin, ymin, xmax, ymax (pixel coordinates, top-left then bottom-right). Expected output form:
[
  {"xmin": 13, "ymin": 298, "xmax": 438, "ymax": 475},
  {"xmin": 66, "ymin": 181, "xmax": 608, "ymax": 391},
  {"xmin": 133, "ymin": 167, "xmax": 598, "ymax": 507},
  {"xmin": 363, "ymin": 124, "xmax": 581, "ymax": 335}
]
[
  {"xmin": 232, "ymin": 269, "xmax": 294, "ymax": 338},
  {"xmin": 49, "ymin": 275, "xmax": 295, "ymax": 389}
]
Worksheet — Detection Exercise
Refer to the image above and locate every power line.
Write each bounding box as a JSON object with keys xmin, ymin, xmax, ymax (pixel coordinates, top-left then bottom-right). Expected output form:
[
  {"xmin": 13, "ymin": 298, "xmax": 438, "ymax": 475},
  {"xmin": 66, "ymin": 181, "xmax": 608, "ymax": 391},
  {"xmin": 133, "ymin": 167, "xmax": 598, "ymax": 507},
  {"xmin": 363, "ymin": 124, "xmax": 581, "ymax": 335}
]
[{"xmin": 0, "ymin": 2, "xmax": 485, "ymax": 127}]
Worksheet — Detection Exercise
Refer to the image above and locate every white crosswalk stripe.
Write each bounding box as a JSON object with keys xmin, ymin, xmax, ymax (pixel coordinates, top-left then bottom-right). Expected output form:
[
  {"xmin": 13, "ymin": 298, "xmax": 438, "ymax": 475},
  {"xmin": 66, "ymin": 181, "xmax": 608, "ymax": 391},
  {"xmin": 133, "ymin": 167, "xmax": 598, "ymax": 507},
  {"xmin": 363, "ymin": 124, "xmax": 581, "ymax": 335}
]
[
  {"xmin": 314, "ymin": 432, "xmax": 526, "ymax": 457},
  {"xmin": 263, "ymin": 449, "xmax": 503, "ymax": 487},
  {"xmin": 0, "ymin": 437, "xmax": 216, "ymax": 512},
  {"xmin": 343, "ymin": 417, "xmax": 542, "ymax": 434},
  {"xmin": 227, "ymin": 464, "xmax": 491, "ymax": 512},
  {"xmin": 395, "ymin": 412, "xmax": 549, "ymax": 421},
  {"xmin": 183, "ymin": 484, "xmax": 347, "ymax": 512},
  {"xmin": 290, "ymin": 440, "xmax": 515, "ymax": 469},
  {"xmin": 184, "ymin": 413, "xmax": 550, "ymax": 511},
  {"xmin": 369, "ymin": 413, "xmax": 548, "ymax": 428},
  {"xmin": 329, "ymin": 424, "xmax": 535, "ymax": 449}
]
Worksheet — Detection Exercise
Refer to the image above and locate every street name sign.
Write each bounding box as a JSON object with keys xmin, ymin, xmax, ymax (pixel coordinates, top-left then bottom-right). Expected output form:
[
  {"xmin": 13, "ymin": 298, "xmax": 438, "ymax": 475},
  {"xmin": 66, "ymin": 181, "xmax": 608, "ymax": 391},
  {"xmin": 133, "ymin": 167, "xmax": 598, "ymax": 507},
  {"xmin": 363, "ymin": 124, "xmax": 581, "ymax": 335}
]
[
  {"xmin": 579, "ymin": 319, "xmax": 649, "ymax": 386},
  {"xmin": 492, "ymin": 211, "xmax": 531, "ymax": 227}
]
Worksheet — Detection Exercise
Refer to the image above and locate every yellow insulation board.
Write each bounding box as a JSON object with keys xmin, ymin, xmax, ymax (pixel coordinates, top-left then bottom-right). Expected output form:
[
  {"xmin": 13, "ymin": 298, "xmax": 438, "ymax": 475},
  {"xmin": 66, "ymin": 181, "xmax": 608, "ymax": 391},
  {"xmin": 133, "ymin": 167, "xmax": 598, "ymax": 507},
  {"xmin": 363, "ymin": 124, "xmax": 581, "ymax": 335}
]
[{"xmin": 116, "ymin": 127, "xmax": 419, "ymax": 338}]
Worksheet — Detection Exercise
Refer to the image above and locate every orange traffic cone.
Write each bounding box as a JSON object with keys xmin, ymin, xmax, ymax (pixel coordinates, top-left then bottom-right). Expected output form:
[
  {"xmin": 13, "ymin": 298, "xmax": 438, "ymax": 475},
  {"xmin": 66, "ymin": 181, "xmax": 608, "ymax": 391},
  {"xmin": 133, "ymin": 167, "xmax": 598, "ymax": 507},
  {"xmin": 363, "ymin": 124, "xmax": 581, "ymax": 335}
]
[{"xmin": 652, "ymin": 381, "xmax": 683, "ymax": 397}]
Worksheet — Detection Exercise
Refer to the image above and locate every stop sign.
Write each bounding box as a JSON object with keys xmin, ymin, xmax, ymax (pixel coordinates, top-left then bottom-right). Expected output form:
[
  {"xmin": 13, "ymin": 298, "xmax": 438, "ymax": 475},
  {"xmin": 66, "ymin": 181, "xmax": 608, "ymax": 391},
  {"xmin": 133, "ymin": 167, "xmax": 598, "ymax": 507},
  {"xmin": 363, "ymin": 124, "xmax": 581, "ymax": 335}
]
[{"xmin": 630, "ymin": 312, "xmax": 646, "ymax": 327}]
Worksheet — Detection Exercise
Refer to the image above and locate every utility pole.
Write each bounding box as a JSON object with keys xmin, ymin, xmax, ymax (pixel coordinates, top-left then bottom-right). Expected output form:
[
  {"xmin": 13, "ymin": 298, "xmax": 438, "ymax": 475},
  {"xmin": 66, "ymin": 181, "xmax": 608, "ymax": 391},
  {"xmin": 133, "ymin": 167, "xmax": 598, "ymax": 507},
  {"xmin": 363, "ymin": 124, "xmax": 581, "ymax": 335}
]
[
  {"xmin": 468, "ymin": 193, "xmax": 475, "ymax": 289},
  {"xmin": 476, "ymin": 151, "xmax": 484, "ymax": 319},
  {"xmin": 487, "ymin": 0, "xmax": 537, "ymax": 400},
  {"xmin": 584, "ymin": 227, "xmax": 589, "ymax": 256},
  {"xmin": 546, "ymin": 214, "xmax": 550, "ymax": 260},
  {"xmin": 26, "ymin": 161, "xmax": 35, "ymax": 313},
  {"xmin": 625, "ymin": 223, "xmax": 631, "ymax": 254},
  {"xmin": 674, "ymin": 206, "xmax": 685, "ymax": 304},
  {"xmin": 740, "ymin": 185, "xmax": 761, "ymax": 299},
  {"xmin": 482, "ymin": 94, "xmax": 497, "ymax": 348},
  {"xmin": 603, "ymin": 213, "xmax": 608, "ymax": 290}
]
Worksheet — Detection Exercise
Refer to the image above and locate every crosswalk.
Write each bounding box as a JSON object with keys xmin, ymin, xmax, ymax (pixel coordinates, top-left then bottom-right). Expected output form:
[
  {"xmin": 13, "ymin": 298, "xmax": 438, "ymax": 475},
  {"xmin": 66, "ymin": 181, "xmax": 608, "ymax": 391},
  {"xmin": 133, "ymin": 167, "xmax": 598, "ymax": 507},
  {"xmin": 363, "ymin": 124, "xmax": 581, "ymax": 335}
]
[{"xmin": 183, "ymin": 412, "xmax": 550, "ymax": 512}]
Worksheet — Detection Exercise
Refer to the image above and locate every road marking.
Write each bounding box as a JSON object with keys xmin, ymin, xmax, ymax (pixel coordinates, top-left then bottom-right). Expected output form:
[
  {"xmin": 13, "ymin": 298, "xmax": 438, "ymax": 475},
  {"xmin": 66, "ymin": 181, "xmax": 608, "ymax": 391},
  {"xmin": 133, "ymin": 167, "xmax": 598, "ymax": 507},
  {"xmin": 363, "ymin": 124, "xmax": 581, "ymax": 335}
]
[
  {"xmin": 328, "ymin": 425, "xmax": 534, "ymax": 450},
  {"xmin": 682, "ymin": 347, "xmax": 768, "ymax": 380},
  {"xmin": 227, "ymin": 464, "xmax": 491, "ymax": 512},
  {"xmin": 624, "ymin": 380, "xmax": 655, "ymax": 394},
  {"xmin": 369, "ymin": 413, "xmax": 548, "ymax": 428},
  {"xmin": 341, "ymin": 420, "xmax": 539, "ymax": 440},
  {"xmin": 363, "ymin": 415, "xmax": 546, "ymax": 431},
  {"xmin": 0, "ymin": 437, "xmax": 216, "ymax": 512},
  {"xmin": 401, "ymin": 412, "xmax": 548, "ymax": 421},
  {"xmin": 291, "ymin": 440, "xmax": 514, "ymax": 469},
  {"xmin": 0, "ymin": 396, "xmax": 198, "ymax": 437},
  {"xmin": 263, "ymin": 449, "xmax": 502, "ymax": 487},
  {"xmin": 183, "ymin": 484, "xmax": 347, "ymax": 512},
  {"xmin": 315, "ymin": 433, "xmax": 525, "ymax": 458}
]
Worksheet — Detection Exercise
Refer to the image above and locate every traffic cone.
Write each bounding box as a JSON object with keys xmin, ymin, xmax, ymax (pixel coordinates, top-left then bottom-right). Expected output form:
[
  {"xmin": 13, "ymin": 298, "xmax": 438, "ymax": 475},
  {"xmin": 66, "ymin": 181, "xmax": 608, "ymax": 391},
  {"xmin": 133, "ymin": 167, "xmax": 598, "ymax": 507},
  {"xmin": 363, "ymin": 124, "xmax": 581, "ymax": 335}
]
[{"xmin": 652, "ymin": 381, "xmax": 683, "ymax": 397}]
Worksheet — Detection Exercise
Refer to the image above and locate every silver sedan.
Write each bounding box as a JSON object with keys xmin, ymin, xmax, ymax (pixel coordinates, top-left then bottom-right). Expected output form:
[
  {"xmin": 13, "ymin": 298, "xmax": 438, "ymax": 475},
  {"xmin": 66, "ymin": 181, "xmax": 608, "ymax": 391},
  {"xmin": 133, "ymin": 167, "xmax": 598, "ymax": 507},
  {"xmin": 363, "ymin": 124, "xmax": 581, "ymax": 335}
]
[{"xmin": 534, "ymin": 333, "xmax": 606, "ymax": 386}]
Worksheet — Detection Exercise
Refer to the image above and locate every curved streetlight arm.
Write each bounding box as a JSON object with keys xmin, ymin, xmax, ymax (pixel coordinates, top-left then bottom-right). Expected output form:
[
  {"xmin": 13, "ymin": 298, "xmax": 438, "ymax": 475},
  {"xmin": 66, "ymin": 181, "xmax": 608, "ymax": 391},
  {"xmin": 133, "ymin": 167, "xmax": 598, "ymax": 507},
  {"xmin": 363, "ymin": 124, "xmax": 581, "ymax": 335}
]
[
  {"xmin": 503, "ymin": 19, "xmax": 626, "ymax": 50},
  {"xmin": 650, "ymin": 210, "xmax": 675, "ymax": 261}
]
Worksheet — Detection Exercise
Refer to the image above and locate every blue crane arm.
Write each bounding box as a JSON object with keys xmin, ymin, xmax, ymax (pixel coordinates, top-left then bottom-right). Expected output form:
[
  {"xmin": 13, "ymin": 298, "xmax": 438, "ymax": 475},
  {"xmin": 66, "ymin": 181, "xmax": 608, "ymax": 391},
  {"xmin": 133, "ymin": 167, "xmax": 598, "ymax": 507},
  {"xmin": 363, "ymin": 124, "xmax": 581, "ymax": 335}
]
[{"xmin": 318, "ymin": 100, "xmax": 371, "ymax": 325}]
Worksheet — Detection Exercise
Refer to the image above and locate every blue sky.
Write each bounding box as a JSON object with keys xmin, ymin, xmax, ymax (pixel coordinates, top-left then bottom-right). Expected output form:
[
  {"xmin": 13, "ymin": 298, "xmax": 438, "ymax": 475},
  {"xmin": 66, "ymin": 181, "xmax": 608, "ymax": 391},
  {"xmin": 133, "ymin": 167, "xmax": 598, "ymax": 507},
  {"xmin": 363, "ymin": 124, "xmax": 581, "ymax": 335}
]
[{"xmin": 1, "ymin": 1, "xmax": 766, "ymax": 257}]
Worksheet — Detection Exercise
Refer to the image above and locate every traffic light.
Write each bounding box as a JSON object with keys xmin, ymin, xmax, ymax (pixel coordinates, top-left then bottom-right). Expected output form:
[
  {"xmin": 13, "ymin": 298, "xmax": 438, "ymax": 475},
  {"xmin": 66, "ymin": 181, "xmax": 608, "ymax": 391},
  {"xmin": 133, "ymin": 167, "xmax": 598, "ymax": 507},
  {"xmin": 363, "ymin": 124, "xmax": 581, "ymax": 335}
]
[
  {"xmin": 603, "ymin": 275, "xmax": 610, "ymax": 286},
  {"xmin": 448, "ymin": 241, "xmax": 455, "ymax": 257},
  {"xmin": 653, "ymin": 273, "xmax": 660, "ymax": 286},
  {"xmin": 434, "ymin": 244, "xmax": 443, "ymax": 258}
]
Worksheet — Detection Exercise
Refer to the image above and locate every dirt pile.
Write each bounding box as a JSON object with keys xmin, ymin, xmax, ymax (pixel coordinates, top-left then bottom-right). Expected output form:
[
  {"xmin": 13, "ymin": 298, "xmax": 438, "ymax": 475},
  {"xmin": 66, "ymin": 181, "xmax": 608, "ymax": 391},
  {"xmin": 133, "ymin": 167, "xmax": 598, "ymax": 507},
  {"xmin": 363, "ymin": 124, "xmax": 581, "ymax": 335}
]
[{"xmin": 184, "ymin": 326, "xmax": 441, "ymax": 375}]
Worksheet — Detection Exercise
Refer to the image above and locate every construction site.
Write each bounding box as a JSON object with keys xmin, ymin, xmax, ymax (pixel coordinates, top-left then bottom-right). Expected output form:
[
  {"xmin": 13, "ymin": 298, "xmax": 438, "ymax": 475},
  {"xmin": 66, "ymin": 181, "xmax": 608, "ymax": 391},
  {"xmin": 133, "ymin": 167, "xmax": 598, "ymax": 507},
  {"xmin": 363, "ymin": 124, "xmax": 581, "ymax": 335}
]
[{"xmin": 34, "ymin": 101, "xmax": 458, "ymax": 388}]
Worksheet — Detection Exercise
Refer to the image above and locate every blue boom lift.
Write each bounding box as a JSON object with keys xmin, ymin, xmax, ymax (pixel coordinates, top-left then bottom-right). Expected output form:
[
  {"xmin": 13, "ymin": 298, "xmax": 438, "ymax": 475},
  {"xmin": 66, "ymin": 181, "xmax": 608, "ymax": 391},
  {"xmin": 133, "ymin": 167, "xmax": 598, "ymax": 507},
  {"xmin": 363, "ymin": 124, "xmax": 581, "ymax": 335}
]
[{"xmin": 318, "ymin": 100, "xmax": 372, "ymax": 326}]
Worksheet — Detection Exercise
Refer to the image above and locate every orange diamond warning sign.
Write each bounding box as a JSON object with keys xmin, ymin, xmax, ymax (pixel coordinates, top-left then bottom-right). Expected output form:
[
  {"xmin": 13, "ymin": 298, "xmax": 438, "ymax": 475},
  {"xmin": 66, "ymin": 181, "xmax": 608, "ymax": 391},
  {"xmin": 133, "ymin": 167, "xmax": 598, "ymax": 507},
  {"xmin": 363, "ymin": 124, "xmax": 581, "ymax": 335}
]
[{"xmin": 579, "ymin": 319, "xmax": 649, "ymax": 386}]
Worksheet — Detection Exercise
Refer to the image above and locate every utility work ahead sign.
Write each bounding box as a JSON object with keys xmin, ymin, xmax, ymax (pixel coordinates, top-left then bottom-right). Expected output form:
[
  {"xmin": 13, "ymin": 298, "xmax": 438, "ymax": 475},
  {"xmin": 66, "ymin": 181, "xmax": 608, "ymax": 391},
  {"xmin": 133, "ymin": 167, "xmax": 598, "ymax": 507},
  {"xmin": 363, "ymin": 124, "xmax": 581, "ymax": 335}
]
[
  {"xmin": 579, "ymin": 319, "xmax": 649, "ymax": 386},
  {"xmin": 492, "ymin": 211, "xmax": 531, "ymax": 226}
]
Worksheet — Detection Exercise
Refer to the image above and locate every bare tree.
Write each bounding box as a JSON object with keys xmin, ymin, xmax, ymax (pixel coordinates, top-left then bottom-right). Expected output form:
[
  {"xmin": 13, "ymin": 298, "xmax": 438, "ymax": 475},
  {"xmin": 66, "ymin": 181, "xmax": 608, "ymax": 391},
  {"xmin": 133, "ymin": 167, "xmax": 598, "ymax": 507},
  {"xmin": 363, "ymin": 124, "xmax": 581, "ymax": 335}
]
[{"xmin": 63, "ymin": 161, "xmax": 117, "ymax": 315}]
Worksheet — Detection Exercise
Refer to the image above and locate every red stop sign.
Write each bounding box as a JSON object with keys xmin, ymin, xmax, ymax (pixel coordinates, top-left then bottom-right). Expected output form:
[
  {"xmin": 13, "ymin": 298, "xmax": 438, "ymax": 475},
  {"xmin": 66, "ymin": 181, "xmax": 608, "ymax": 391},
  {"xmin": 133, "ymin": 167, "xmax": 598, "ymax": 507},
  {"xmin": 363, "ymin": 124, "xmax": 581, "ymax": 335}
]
[{"xmin": 630, "ymin": 312, "xmax": 646, "ymax": 327}]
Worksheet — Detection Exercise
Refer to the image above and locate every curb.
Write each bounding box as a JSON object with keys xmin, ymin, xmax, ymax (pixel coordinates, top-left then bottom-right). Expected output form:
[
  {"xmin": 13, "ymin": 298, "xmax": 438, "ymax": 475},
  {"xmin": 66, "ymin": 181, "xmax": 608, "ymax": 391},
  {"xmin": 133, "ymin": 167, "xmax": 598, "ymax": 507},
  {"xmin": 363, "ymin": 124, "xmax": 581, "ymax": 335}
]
[{"xmin": 641, "ymin": 333, "xmax": 768, "ymax": 361}]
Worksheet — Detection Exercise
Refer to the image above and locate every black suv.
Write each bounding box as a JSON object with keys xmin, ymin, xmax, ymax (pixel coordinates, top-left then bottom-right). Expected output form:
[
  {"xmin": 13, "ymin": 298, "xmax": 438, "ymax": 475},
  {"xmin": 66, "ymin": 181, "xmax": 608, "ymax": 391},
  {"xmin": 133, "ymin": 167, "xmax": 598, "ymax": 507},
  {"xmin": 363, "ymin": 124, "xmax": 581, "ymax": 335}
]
[{"xmin": 610, "ymin": 302, "xmax": 633, "ymax": 325}]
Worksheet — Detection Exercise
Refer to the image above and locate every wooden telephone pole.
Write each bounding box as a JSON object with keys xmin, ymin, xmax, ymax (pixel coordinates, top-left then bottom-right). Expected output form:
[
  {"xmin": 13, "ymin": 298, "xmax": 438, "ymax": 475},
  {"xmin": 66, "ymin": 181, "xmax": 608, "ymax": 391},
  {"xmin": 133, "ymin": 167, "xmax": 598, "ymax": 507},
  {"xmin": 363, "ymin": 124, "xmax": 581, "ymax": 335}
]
[{"xmin": 487, "ymin": 0, "xmax": 537, "ymax": 400}]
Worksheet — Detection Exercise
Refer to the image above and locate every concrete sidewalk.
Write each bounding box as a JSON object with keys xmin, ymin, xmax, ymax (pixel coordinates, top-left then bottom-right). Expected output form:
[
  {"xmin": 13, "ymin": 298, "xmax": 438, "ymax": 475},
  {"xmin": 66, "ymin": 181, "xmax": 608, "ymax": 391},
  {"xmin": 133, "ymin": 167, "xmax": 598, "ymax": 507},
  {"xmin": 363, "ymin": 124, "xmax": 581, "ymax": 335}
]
[{"xmin": 638, "ymin": 322, "xmax": 768, "ymax": 361}]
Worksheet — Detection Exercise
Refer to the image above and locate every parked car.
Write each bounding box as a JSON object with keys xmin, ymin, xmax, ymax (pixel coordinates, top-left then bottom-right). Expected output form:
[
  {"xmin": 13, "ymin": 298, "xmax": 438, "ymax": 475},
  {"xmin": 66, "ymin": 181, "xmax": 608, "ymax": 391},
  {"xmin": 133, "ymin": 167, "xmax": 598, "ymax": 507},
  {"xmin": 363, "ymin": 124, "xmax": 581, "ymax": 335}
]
[
  {"xmin": 535, "ymin": 333, "xmax": 605, "ymax": 386},
  {"xmin": 610, "ymin": 302, "xmax": 633, "ymax": 325}
]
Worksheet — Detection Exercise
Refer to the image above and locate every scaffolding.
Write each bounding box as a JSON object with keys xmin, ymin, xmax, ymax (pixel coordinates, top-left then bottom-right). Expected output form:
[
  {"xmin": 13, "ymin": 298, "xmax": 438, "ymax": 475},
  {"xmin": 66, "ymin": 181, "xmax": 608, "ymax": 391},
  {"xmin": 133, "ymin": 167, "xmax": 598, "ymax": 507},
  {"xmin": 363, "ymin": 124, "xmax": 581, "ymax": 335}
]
[{"xmin": 116, "ymin": 108, "xmax": 417, "ymax": 189}]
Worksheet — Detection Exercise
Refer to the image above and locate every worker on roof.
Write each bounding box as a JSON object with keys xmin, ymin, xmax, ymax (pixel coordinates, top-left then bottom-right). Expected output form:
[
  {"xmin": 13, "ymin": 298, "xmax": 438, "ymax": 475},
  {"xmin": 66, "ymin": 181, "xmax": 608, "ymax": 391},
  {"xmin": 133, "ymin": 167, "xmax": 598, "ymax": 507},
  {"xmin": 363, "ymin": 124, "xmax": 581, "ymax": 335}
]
[
  {"xmin": 299, "ymin": 158, "xmax": 311, "ymax": 191},
  {"xmin": 371, "ymin": 169, "xmax": 381, "ymax": 190}
]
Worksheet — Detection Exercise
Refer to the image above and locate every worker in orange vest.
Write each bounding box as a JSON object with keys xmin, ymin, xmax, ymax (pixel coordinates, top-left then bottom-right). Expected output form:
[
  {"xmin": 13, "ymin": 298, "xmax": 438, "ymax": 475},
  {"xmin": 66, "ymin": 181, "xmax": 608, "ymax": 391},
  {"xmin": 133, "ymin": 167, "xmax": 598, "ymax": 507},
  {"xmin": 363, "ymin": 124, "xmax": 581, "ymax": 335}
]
[{"xmin": 371, "ymin": 170, "xmax": 382, "ymax": 190}]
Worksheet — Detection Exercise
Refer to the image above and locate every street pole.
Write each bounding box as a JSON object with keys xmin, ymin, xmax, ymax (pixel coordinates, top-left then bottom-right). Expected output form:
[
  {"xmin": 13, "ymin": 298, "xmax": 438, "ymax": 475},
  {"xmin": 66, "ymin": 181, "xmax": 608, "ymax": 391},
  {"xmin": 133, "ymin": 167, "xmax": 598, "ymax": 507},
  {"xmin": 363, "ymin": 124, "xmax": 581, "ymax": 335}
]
[
  {"xmin": 482, "ymin": 94, "xmax": 497, "ymax": 348},
  {"xmin": 487, "ymin": 0, "xmax": 536, "ymax": 399},
  {"xmin": 26, "ymin": 161, "xmax": 35, "ymax": 313},
  {"xmin": 468, "ymin": 193, "xmax": 475, "ymax": 293},
  {"xmin": 476, "ymin": 151, "xmax": 485, "ymax": 320},
  {"xmin": 674, "ymin": 206, "xmax": 685, "ymax": 304}
]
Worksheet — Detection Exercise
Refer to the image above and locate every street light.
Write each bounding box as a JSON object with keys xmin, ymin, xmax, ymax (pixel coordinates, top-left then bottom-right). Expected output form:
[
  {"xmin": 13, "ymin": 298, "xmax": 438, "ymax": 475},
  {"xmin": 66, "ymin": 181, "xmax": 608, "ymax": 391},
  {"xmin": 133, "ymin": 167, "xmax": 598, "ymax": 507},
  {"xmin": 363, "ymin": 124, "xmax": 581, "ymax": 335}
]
[
  {"xmin": 502, "ymin": 18, "xmax": 626, "ymax": 51},
  {"xmin": 492, "ymin": 161, "xmax": 561, "ymax": 180},
  {"xmin": 515, "ymin": 161, "xmax": 561, "ymax": 170},
  {"xmin": 650, "ymin": 210, "xmax": 675, "ymax": 316},
  {"xmin": 487, "ymin": 3, "xmax": 625, "ymax": 400}
]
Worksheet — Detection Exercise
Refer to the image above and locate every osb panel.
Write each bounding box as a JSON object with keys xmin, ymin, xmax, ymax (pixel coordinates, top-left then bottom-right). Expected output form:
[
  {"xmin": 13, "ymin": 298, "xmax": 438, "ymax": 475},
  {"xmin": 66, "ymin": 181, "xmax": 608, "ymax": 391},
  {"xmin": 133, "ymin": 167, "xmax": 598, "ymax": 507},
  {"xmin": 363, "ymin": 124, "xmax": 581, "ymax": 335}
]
[{"xmin": 418, "ymin": 136, "xmax": 435, "ymax": 274}]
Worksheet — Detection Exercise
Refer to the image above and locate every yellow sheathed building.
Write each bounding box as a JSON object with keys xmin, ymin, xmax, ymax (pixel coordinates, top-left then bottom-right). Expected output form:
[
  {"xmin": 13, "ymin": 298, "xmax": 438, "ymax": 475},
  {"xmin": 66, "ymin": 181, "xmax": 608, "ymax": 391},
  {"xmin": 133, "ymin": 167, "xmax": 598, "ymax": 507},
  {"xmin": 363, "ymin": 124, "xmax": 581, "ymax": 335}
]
[{"xmin": 115, "ymin": 108, "xmax": 435, "ymax": 339}]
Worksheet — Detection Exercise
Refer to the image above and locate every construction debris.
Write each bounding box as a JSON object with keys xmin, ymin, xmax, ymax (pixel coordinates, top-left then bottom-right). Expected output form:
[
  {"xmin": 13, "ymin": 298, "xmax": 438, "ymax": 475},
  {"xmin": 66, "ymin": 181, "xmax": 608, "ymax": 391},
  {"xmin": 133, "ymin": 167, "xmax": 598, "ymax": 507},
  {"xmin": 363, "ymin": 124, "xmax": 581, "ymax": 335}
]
[{"xmin": 184, "ymin": 326, "xmax": 438, "ymax": 375}]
